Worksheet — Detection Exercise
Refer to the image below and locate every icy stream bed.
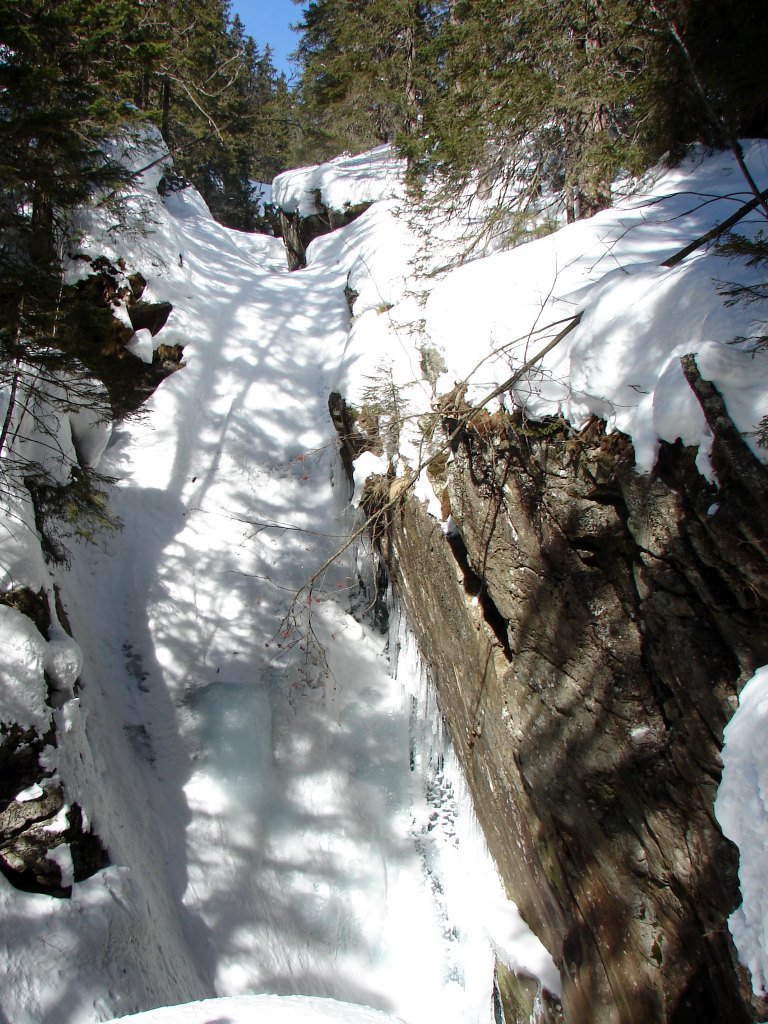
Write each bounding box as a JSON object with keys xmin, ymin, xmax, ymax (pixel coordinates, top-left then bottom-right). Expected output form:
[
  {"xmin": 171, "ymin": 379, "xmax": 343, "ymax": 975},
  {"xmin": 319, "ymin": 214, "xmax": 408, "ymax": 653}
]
[
  {"xmin": 8, "ymin": 130, "xmax": 768, "ymax": 1024},
  {"xmin": 0, "ymin": 145, "xmax": 553, "ymax": 1024}
]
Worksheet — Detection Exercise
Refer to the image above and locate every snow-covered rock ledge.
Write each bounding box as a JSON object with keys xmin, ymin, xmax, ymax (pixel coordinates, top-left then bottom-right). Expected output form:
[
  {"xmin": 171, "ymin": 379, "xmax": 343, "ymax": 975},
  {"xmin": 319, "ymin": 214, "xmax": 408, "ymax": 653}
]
[
  {"xmin": 272, "ymin": 146, "xmax": 405, "ymax": 269},
  {"xmin": 316, "ymin": 140, "xmax": 768, "ymax": 1021}
]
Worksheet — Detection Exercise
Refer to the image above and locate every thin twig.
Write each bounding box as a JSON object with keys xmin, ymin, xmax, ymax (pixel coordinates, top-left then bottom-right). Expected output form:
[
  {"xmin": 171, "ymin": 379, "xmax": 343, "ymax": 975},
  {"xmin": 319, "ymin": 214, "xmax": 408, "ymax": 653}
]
[{"xmin": 662, "ymin": 187, "xmax": 768, "ymax": 268}]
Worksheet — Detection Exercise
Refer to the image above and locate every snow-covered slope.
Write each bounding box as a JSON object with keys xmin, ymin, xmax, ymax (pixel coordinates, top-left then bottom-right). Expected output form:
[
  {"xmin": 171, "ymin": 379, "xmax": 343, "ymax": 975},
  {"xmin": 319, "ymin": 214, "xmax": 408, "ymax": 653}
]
[
  {"xmin": 0, "ymin": 135, "xmax": 552, "ymax": 1023},
  {"xmin": 317, "ymin": 143, "xmax": 768, "ymax": 486},
  {"xmin": 267, "ymin": 139, "xmax": 768, "ymax": 1005}
]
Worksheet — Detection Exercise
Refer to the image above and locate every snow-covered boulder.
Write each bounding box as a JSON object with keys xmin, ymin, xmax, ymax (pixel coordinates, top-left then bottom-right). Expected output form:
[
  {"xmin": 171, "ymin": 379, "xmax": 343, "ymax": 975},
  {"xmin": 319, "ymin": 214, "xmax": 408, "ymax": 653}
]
[{"xmin": 272, "ymin": 146, "xmax": 404, "ymax": 218}]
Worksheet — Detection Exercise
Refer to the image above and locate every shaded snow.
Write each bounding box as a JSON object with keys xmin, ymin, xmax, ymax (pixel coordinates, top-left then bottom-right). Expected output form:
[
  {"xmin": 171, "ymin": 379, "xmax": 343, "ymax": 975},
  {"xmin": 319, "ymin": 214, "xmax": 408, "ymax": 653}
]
[
  {"xmin": 103, "ymin": 994, "xmax": 406, "ymax": 1024},
  {"xmin": 0, "ymin": 605, "xmax": 52, "ymax": 731},
  {"xmin": 716, "ymin": 665, "xmax": 768, "ymax": 996}
]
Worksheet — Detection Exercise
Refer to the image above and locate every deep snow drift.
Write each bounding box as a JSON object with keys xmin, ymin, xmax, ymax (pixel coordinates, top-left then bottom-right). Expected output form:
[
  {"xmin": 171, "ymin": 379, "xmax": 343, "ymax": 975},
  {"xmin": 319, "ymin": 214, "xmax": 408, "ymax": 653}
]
[{"xmin": 2, "ymin": 132, "xmax": 768, "ymax": 1024}]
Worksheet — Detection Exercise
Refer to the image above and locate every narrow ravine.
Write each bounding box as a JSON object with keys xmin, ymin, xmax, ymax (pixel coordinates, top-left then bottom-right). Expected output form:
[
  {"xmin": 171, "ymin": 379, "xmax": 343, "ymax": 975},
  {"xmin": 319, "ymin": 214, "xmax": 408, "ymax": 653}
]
[
  {"xmin": 37, "ymin": 164, "xmax": 532, "ymax": 1024},
  {"xmin": 9, "ymin": 134, "xmax": 765, "ymax": 1024}
]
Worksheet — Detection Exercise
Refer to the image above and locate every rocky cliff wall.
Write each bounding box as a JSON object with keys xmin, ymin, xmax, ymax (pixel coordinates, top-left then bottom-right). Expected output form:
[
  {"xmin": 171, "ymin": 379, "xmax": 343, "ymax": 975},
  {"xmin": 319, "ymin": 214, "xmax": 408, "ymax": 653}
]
[{"xmin": 349, "ymin": 372, "xmax": 768, "ymax": 1024}]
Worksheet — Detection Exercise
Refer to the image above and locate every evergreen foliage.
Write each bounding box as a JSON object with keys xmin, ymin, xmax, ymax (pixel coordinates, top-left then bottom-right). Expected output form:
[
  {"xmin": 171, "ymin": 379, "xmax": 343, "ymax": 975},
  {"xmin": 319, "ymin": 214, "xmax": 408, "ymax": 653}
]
[
  {"xmin": 0, "ymin": 0, "xmax": 141, "ymax": 367},
  {"xmin": 129, "ymin": 0, "xmax": 294, "ymax": 229},
  {"xmin": 290, "ymin": 0, "xmax": 768, "ymax": 223},
  {"xmin": 716, "ymin": 231, "xmax": 768, "ymax": 446},
  {"xmin": 403, "ymin": 2, "xmax": 669, "ymax": 218},
  {"xmin": 291, "ymin": 0, "xmax": 441, "ymax": 161}
]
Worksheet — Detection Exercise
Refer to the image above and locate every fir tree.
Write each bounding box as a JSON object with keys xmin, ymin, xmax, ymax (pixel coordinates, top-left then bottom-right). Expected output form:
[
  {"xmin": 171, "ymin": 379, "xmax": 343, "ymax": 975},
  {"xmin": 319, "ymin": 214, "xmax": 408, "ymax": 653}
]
[
  {"xmin": 0, "ymin": 0, "xmax": 145, "ymax": 358},
  {"xmin": 0, "ymin": 0, "xmax": 146, "ymax": 536},
  {"xmin": 402, "ymin": 0, "xmax": 768, "ymax": 225},
  {"xmin": 129, "ymin": 2, "xmax": 293, "ymax": 229},
  {"xmin": 0, "ymin": 0, "xmax": 141, "ymax": 270},
  {"xmin": 292, "ymin": 0, "xmax": 439, "ymax": 159}
]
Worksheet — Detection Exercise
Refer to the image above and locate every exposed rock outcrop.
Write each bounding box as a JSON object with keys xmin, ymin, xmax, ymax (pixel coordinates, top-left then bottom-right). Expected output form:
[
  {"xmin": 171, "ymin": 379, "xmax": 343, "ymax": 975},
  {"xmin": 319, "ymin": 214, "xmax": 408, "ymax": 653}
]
[
  {"xmin": 280, "ymin": 194, "xmax": 371, "ymax": 270},
  {"xmin": 346, "ymin": 378, "xmax": 768, "ymax": 1023},
  {"xmin": 68, "ymin": 255, "xmax": 183, "ymax": 417},
  {"xmin": 0, "ymin": 588, "xmax": 108, "ymax": 897},
  {"xmin": 0, "ymin": 721, "xmax": 107, "ymax": 897},
  {"xmin": 127, "ymin": 299, "xmax": 173, "ymax": 337},
  {"xmin": 0, "ymin": 768, "xmax": 107, "ymax": 897}
]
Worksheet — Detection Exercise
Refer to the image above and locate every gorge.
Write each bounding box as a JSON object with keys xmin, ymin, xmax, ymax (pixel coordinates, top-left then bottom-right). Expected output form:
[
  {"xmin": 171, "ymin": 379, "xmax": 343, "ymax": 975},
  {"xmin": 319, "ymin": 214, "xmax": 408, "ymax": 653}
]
[{"xmin": 1, "ymin": 136, "xmax": 768, "ymax": 1024}]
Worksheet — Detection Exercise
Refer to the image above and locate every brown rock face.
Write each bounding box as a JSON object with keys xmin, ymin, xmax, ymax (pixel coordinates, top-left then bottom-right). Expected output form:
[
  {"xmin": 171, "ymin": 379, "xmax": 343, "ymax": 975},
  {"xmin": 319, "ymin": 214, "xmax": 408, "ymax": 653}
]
[
  {"xmin": 127, "ymin": 300, "xmax": 173, "ymax": 336},
  {"xmin": 279, "ymin": 198, "xmax": 371, "ymax": 270},
  {"xmin": 0, "ymin": 723, "xmax": 108, "ymax": 897},
  {"xmin": 363, "ymin": 409, "xmax": 768, "ymax": 1024}
]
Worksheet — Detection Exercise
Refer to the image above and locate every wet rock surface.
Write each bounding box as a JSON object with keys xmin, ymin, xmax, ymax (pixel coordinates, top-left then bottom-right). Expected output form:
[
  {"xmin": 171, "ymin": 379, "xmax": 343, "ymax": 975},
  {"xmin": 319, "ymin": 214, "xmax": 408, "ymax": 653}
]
[{"xmin": 357, "ymin": 399, "xmax": 768, "ymax": 1023}]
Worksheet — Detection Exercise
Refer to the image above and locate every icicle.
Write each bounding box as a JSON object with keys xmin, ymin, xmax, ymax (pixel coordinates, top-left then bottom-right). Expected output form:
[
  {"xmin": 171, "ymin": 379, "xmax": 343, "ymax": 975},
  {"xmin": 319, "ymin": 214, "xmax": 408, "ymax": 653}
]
[{"xmin": 385, "ymin": 588, "xmax": 561, "ymax": 1021}]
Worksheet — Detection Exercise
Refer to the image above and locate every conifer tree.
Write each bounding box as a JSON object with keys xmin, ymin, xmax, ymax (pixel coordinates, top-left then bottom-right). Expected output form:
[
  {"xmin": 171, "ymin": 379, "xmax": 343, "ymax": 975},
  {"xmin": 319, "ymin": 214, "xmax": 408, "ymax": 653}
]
[
  {"xmin": 0, "ymin": 0, "xmax": 150, "ymax": 525},
  {"xmin": 402, "ymin": 0, "xmax": 768, "ymax": 224},
  {"xmin": 0, "ymin": 0, "xmax": 141, "ymax": 267},
  {"xmin": 292, "ymin": 0, "xmax": 439, "ymax": 159},
  {"xmin": 0, "ymin": 0, "xmax": 144, "ymax": 356},
  {"xmin": 129, "ymin": 1, "xmax": 293, "ymax": 229}
]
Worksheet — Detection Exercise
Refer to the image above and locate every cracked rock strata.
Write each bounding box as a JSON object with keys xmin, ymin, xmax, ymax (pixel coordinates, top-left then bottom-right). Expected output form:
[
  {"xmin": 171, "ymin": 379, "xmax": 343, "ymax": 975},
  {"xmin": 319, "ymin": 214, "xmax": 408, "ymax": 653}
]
[{"xmin": 359, "ymin": 406, "xmax": 768, "ymax": 1024}]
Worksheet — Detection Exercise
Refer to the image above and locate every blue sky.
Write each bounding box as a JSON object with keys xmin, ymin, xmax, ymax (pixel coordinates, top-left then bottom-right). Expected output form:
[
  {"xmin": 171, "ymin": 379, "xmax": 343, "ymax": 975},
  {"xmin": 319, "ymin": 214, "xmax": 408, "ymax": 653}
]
[{"xmin": 230, "ymin": 0, "xmax": 303, "ymax": 79}]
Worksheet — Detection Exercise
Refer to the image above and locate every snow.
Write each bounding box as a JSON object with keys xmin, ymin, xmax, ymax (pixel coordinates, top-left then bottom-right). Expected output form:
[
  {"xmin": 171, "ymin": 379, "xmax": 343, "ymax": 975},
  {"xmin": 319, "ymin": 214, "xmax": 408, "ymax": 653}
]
[
  {"xmin": 125, "ymin": 328, "xmax": 155, "ymax": 364},
  {"xmin": 68, "ymin": 381, "xmax": 112, "ymax": 467},
  {"xmin": 44, "ymin": 626, "xmax": 83, "ymax": 692},
  {"xmin": 351, "ymin": 451, "xmax": 388, "ymax": 506},
  {"xmin": 0, "ymin": 604, "xmax": 52, "ymax": 732},
  {"xmin": 272, "ymin": 146, "xmax": 405, "ymax": 217},
  {"xmin": 716, "ymin": 665, "xmax": 768, "ymax": 996},
  {"xmin": 102, "ymin": 994, "xmax": 406, "ymax": 1024},
  {"xmin": 2, "ymin": 127, "xmax": 768, "ymax": 1022},
  {"xmin": 321, "ymin": 142, "xmax": 768, "ymax": 487},
  {"xmin": 0, "ymin": 473, "xmax": 49, "ymax": 592},
  {"xmin": 47, "ymin": 843, "xmax": 75, "ymax": 888},
  {"xmin": 16, "ymin": 781, "xmax": 45, "ymax": 802},
  {"xmin": 388, "ymin": 605, "xmax": 561, "ymax": 999}
]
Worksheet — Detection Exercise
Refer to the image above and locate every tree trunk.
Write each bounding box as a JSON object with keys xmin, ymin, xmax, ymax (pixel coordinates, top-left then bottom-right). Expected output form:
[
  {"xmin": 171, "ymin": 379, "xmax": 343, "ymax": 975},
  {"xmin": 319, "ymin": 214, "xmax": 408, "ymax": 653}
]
[
  {"xmin": 29, "ymin": 196, "xmax": 56, "ymax": 267},
  {"xmin": 161, "ymin": 76, "xmax": 171, "ymax": 141}
]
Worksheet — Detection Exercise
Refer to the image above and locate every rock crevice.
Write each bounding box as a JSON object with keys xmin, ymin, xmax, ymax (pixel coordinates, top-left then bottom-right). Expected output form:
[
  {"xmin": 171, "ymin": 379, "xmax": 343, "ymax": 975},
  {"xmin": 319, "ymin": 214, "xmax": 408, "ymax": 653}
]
[
  {"xmin": 351, "ymin": 399, "xmax": 768, "ymax": 1024},
  {"xmin": 280, "ymin": 196, "xmax": 371, "ymax": 270}
]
